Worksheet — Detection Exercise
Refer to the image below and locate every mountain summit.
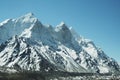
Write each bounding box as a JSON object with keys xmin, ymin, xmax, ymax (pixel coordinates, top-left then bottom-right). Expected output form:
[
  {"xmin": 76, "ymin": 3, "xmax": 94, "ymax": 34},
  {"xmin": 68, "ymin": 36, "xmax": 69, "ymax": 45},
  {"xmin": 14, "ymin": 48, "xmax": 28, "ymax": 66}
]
[{"xmin": 0, "ymin": 13, "xmax": 119, "ymax": 73}]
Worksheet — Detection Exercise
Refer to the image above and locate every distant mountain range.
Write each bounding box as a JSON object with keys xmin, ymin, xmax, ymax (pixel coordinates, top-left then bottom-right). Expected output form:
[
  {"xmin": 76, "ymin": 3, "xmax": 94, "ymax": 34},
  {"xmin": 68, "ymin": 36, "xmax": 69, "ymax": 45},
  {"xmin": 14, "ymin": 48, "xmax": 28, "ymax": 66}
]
[{"xmin": 0, "ymin": 13, "xmax": 119, "ymax": 73}]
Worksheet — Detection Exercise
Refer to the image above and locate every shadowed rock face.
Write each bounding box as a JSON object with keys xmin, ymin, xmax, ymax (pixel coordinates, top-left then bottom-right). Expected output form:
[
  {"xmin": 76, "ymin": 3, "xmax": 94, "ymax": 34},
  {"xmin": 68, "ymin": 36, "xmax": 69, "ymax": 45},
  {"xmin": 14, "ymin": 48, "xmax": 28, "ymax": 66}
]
[{"xmin": 0, "ymin": 13, "xmax": 119, "ymax": 73}]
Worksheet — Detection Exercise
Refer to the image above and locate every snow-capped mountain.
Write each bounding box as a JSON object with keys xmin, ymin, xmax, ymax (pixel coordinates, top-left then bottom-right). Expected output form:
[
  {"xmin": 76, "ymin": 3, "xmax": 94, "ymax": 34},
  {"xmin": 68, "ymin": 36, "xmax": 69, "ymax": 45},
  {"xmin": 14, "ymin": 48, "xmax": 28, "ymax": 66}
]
[{"xmin": 0, "ymin": 13, "xmax": 119, "ymax": 73}]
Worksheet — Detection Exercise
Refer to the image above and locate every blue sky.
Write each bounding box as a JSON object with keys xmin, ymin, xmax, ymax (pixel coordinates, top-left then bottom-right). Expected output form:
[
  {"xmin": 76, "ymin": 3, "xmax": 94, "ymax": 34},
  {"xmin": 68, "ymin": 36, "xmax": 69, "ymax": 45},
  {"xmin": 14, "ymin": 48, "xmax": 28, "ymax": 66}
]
[{"xmin": 0, "ymin": 0, "xmax": 120, "ymax": 62}]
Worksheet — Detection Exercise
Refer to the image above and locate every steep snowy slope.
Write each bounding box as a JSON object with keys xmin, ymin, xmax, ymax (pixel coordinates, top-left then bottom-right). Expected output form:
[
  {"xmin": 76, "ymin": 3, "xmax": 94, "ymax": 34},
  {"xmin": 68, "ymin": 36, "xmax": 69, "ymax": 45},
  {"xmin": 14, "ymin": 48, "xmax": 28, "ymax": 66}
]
[
  {"xmin": 0, "ymin": 13, "xmax": 119, "ymax": 73},
  {"xmin": 0, "ymin": 13, "xmax": 37, "ymax": 44}
]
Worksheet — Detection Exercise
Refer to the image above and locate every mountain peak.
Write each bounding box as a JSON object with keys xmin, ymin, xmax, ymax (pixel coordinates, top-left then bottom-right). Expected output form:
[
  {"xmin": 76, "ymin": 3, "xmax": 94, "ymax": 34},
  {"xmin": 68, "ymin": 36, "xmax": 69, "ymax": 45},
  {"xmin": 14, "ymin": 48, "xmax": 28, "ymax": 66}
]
[
  {"xmin": 59, "ymin": 21, "xmax": 66, "ymax": 26},
  {"xmin": 21, "ymin": 12, "xmax": 36, "ymax": 20},
  {"xmin": 55, "ymin": 21, "xmax": 69, "ymax": 32},
  {"xmin": 24, "ymin": 12, "xmax": 34, "ymax": 17},
  {"xmin": 15, "ymin": 13, "xmax": 38, "ymax": 24}
]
